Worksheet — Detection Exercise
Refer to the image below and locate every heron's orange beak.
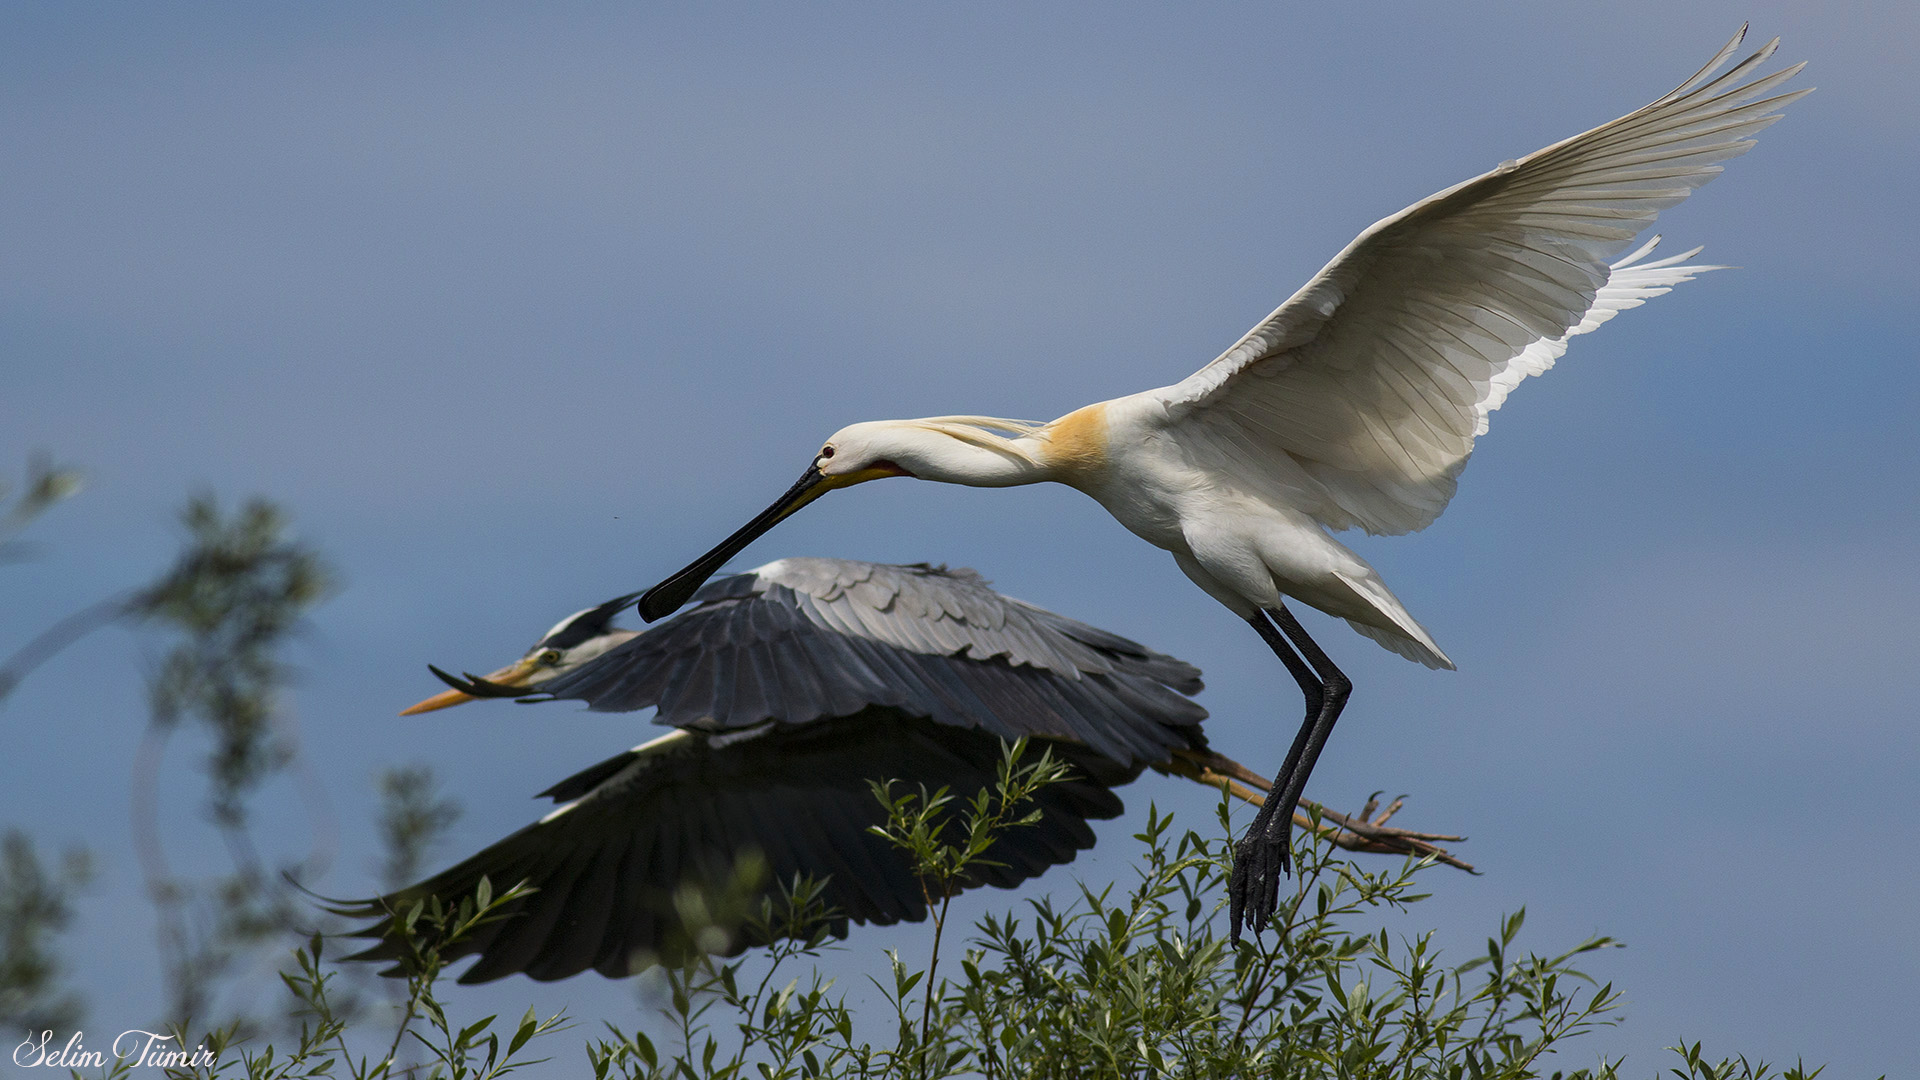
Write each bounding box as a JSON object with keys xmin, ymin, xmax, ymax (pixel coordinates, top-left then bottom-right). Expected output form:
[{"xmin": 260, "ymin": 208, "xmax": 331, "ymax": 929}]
[
  {"xmin": 398, "ymin": 686, "xmax": 474, "ymax": 716},
  {"xmin": 398, "ymin": 655, "xmax": 543, "ymax": 715}
]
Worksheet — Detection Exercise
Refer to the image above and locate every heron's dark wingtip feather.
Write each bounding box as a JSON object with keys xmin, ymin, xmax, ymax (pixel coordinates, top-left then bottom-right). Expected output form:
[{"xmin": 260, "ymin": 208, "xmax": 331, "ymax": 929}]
[
  {"xmin": 534, "ymin": 749, "xmax": 645, "ymax": 802},
  {"xmin": 344, "ymin": 709, "xmax": 1171, "ymax": 984}
]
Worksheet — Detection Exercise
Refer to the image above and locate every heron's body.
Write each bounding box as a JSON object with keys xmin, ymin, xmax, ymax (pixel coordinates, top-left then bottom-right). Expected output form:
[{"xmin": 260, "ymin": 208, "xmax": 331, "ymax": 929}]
[
  {"xmin": 638, "ymin": 31, "xmax": 1808, "ymax": 936},
  {"xmin": 358, "ymin": 559, "xmax": 1215, "ymax": 981}
]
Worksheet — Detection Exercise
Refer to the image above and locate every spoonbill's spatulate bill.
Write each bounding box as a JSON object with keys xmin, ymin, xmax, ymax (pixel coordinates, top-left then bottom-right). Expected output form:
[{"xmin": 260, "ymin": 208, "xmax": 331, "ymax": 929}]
[{"xmin": 638, "ymin": 31, "xmax": 1808, "ymax": 939}]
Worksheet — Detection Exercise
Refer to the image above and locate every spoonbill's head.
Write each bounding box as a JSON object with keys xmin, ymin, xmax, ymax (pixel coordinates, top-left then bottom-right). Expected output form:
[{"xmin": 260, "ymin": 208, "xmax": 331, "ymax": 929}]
[
  {"xmin": 813, "ymin": 420, "xmax": 923, "ymax": 485},
  {"xmin": 399, "ymin": 594, "xmax": 637, "ymax": 714}
]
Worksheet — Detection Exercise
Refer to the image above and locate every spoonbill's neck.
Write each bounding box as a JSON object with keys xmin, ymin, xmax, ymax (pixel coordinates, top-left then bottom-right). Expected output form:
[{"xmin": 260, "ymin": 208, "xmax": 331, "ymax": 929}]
[{"xmin": 869, "ymin": 406, "xmax": 1113, "ymax": 489}]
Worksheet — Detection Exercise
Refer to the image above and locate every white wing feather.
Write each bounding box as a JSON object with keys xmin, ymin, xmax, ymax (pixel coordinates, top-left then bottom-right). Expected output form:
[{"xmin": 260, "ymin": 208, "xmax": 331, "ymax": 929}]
[
  {"xmin": 1153, "ymin": 29, "xmax": 1806, "ymax": 536},
  {"xmin": 1473, "ymin": 235, "xmax": 1722, "ymax": 436}
]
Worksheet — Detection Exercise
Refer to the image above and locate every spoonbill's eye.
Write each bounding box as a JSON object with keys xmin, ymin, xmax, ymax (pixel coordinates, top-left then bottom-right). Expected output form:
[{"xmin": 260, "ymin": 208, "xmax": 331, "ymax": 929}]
[{"xmin": 820, "ymin": 445, "xmax": 835, "ymax": 459}]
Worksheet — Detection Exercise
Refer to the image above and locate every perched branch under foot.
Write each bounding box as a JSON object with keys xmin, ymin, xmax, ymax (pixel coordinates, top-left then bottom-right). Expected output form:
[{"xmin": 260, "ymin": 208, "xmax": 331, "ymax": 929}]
[{"xmin": 1160, "ymin": 748, "xmax": 1476, "ymax": 873}]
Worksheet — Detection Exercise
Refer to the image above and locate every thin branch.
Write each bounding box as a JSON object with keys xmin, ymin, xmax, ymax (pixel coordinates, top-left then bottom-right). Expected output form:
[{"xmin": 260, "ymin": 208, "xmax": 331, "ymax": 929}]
[
  {"xmin": 0, "ymin": 590, "xmax": 137, "ymax": 703},
  {"xmin": 1161, "ymin": 748, "xmax": 1476, "ymax": 872}
]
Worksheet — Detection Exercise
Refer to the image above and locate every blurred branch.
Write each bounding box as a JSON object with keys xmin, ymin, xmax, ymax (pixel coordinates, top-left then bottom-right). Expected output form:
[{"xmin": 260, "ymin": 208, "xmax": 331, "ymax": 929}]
[
  {"xmin": 0, "ymin": 591, "xmax": 138, "ymax": 703},
  {"xmin": 375, "ymin": 766, "xmax": 461, "ymax": 896},
  {"xmin": 132, "ymin": 495, "xmax": 334, "ymax": 825},
  {"xmin": 0, "ymin": 456, "xmax": 95, "ymax": 702},
  {"xmin": 1162, "ymin": 747, "xmax": 1476, "ymax": 872},
  {"xmin": 120, "ymin": 494, "xmax": 336, "ymax": 1025},
  {"xmin": 5, "ymin": 477, "xmax": 342, "ymax": 1030}
]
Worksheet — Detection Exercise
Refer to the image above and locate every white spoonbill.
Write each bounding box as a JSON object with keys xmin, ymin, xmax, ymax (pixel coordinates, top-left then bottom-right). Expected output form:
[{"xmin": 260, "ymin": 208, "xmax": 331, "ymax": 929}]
[{"xmin": 637, "ymin": 30, "xmax": 1807, "ymax": 938}]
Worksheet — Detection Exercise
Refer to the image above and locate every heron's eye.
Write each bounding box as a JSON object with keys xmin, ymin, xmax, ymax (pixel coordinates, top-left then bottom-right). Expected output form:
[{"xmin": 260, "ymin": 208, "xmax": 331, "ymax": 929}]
[
  {"xmin": 820, "ymin": 445, "xmax": 835, "ymax": 459},
  {"xmin": 538, "ymin": 649, "xmax": 562, "ymax": 666}
]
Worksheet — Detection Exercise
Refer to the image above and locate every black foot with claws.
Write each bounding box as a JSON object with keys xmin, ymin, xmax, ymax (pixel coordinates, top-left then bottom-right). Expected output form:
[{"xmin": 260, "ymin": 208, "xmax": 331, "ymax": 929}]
[
  {"xmin": 1164, "ymin": 748, "xmax": 1475, "ymax": 942},
  {"xmin": 1229, "ymin": 819, "xmax": 1290, "ymax": 939}
]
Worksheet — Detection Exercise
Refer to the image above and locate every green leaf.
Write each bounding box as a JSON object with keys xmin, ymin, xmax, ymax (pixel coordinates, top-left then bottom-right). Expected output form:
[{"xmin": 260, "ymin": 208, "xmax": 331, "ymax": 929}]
[
  {"xmin": 507, "ymin": 1005, "xmax": 539, "ymax": 1056},
  {"xmin": 458, "ymin": 1014, "xmax": 496, "ymax": 1047}
]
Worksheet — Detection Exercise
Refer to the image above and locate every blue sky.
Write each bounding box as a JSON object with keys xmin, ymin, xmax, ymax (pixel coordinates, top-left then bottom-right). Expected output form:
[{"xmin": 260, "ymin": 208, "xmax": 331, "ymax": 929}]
[{"xmin": 3, "ymin": 1, "xmax": 1915, "ymax": 1074}]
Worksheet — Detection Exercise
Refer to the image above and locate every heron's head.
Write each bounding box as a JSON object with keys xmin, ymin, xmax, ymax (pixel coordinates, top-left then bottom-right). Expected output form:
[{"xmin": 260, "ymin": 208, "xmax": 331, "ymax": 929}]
[{"xmin": 399, "ymin": 596, "xmax": 638, "ymax": 715}]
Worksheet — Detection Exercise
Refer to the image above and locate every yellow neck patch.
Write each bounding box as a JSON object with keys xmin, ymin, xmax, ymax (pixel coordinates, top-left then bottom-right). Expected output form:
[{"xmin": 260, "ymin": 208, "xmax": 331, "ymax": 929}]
[{"xmin": 1040, "ymin": 403, "xmax": 1110, "ymax": 474}]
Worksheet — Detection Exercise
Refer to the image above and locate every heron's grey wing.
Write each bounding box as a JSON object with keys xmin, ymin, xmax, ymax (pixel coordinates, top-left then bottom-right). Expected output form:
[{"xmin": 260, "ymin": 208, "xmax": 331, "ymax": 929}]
[
  {"xmin": 541, "ymin": 560, "xmax": 1207, "ymax": 763},
  {"xmin": 337, "ymin": 709, "xmax": 1150, "ymax": 983},
  {"xmin": 763, "ymin": 557, "xmax": 1126, "ymax": 676},
  {"xmin": 1003, "ymin": 597, "xmax": 1204, "ymax": 695},
  {"xmin": 1153, "ymin": 30, "xmax": 1805, "ymax": 536}
]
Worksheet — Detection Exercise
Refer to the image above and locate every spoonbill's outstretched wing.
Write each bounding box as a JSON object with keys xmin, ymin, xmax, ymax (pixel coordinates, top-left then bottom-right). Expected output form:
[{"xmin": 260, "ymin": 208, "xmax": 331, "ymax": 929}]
[{"xmin": 1155, "ymin": 29, "xmax": 1808, "ymax": 537}]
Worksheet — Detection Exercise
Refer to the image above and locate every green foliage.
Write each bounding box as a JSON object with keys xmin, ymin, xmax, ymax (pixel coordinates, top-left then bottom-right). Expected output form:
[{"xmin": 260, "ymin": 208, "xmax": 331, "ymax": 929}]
[
  {"xmin": 1, "ymin": 458, "xmax": 93, "ymax": 1038},
  {"xmin": 133, "ymin": 494, "xmax": 334, "ymax": 824},
  {"xmin": 583, "ymin": 748, "xmax": 1636, "ymax": 1080},
  {"xmin": 3, "ymin": 482, "xmax": 341, "ymax": 1029},
  {"xmin": 948, "ymin": 803, "xmax": 1618, "ymax": 1078},
  {"xmin": 63, "ymin": 879, "xmax": 570, "ymax": 1080},
  {"xmin": 564, "ymin": 747, "xmax": 1855, "ymax": 1080},
  {"xmin": 24, "ymin": 736, "xmax": 1860, "ymax": 1080},
  {"xmin": 0, "ymin": 454, "xmax": 83, "ymax": 561},
  {"xmin": 0, "ymin": 829, "xmax": 93, "ymax": 1036},
  {"xmin": 584, "ymin": 874, "xmax": 851, "ymax": 1080},
  {"xmin": 376, "ymin": 766, "xmax": 463, "ymax": 895},
  {"xmin": 0, "ymin": 455, "xmax": 90, "ymax": 701},
  {"xmin": 866, "ymin": 738, "xmax": 1077, "ymax": 1060},
  {"xmin": 119, "ymin": 495, "xmax": 338, "ymax": 1025}
]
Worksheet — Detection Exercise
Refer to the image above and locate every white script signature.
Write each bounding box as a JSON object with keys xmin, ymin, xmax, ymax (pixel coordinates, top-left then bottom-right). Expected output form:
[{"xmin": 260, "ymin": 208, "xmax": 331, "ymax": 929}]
[{"xmin": 13, "ymin": 1029, "xmax": 218, "ymax": 1069}]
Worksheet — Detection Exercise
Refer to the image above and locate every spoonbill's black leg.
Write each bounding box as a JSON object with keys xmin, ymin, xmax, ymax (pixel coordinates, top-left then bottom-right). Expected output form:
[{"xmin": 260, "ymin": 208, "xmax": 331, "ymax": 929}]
[
  {"xmin": 1267, "ymin": 601, "xmax": 1351, "ymax": 818},
  {"xmin": 1229, "ymin": 602, "xmax": 1352, "ymax": 941},
  {"xmin": 1229, "ymin": 607, "xmax": 1317, "ymax": 938}
]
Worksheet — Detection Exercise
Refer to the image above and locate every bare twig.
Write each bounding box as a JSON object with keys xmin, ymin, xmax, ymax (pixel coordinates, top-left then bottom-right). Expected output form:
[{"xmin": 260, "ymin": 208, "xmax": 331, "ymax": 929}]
[{"xmin": 1160, "ymin": 748, "xmax": 1476, "ymax": 873}]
